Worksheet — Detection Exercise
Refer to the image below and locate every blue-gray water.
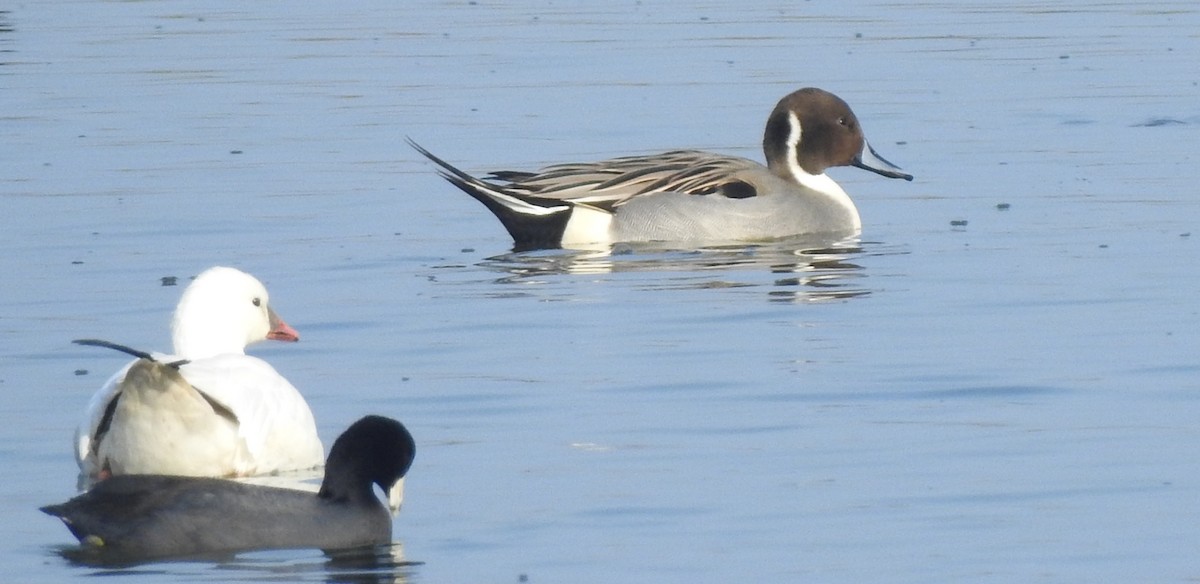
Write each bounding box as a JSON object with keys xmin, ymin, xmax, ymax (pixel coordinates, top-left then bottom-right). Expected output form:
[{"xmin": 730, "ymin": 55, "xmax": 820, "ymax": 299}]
[{"xmin": 3, "ymin": 1, "xmax": 1199, "ymax": 582}]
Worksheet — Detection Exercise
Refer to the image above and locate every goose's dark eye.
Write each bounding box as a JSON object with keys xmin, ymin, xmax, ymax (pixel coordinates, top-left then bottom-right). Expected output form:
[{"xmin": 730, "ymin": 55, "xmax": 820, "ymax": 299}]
[{"xmin": 252, "ymin": 297, "xmax": 262, "ymax": 307}]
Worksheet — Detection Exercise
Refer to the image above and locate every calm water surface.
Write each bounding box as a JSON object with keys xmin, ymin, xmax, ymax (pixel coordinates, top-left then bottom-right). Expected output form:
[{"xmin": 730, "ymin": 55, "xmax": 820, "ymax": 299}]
[{"xmin": 3, "ymin": 1, "xmax": 1199, "ymax": 582}]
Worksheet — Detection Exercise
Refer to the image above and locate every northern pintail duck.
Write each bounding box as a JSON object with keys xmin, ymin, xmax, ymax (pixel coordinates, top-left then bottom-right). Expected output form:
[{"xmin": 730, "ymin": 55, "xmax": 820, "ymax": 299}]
[
  {"xmin": 43, "ymin": 415, "xmax": 415, "ymax": 561},
  {"xmin": 74, "ymin": 266, "xmax": 324, "ymax": 482},
  {"xmin": 411, "ymin": 87, "xmax": 912, "ymax": 250}
]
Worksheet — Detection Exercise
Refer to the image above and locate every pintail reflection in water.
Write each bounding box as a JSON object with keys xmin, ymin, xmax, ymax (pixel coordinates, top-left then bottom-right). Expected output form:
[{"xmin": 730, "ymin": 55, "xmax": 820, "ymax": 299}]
[{"xmin": 455, "ymin": 235, "xmax": 898, "ymax": 303}]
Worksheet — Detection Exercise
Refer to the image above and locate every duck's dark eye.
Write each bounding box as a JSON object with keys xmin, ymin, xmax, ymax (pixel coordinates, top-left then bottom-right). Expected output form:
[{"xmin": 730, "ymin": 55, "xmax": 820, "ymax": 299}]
[{"xmin": 252, "ymin": 297, "xmax": 262, "ymax": 307}]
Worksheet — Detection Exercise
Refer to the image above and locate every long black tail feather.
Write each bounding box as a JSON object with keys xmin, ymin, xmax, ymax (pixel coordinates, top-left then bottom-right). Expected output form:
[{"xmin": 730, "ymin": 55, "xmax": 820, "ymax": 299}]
[{"xmin": 73, "ymin": 339, "xmax": 188, "ymax": 368}]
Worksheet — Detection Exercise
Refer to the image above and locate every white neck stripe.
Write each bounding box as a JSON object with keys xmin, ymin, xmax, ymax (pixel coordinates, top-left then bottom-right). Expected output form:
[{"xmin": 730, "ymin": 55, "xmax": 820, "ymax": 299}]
[{"xmin": 783, "ymin": 112, "xmax": 858, "ymax": 226}]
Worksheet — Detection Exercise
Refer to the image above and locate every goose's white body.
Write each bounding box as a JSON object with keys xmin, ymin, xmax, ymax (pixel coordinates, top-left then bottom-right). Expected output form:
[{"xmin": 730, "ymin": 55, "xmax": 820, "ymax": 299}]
[{"xmin": 74, "ymin": 267, "xmax": 324, "ymax": 481}]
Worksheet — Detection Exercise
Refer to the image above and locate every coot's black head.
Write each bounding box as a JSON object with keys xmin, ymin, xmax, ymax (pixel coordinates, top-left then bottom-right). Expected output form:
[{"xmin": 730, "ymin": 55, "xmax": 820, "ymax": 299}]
[{"xmin": 319, "ymin": 415, "xmax": 416, "ymax": 502}]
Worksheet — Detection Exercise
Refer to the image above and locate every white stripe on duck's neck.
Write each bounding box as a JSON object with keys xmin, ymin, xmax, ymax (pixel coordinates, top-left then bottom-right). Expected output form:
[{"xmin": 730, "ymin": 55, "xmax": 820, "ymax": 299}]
[{"xmin": 781, "ymin": 112, "xmax": 860, "ymax": 228}]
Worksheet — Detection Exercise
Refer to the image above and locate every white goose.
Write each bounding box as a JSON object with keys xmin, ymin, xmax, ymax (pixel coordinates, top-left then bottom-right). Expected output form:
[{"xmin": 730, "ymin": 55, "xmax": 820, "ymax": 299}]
[{"xmin": 74, "ymin": 266, "xmax": 324, "ymax": 482}]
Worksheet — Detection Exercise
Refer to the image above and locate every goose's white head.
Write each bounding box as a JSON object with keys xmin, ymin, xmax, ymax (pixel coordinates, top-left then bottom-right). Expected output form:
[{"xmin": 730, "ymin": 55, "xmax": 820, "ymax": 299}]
[{"xmin": 170, "ymin": 266, "xmax": 299, "ymax": 360}]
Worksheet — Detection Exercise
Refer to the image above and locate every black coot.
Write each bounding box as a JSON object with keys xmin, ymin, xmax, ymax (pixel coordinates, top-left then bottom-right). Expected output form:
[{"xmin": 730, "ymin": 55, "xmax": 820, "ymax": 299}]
[{"xmin": 42, "ymin": 415, "xmax": 415, "ymax": 561}]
